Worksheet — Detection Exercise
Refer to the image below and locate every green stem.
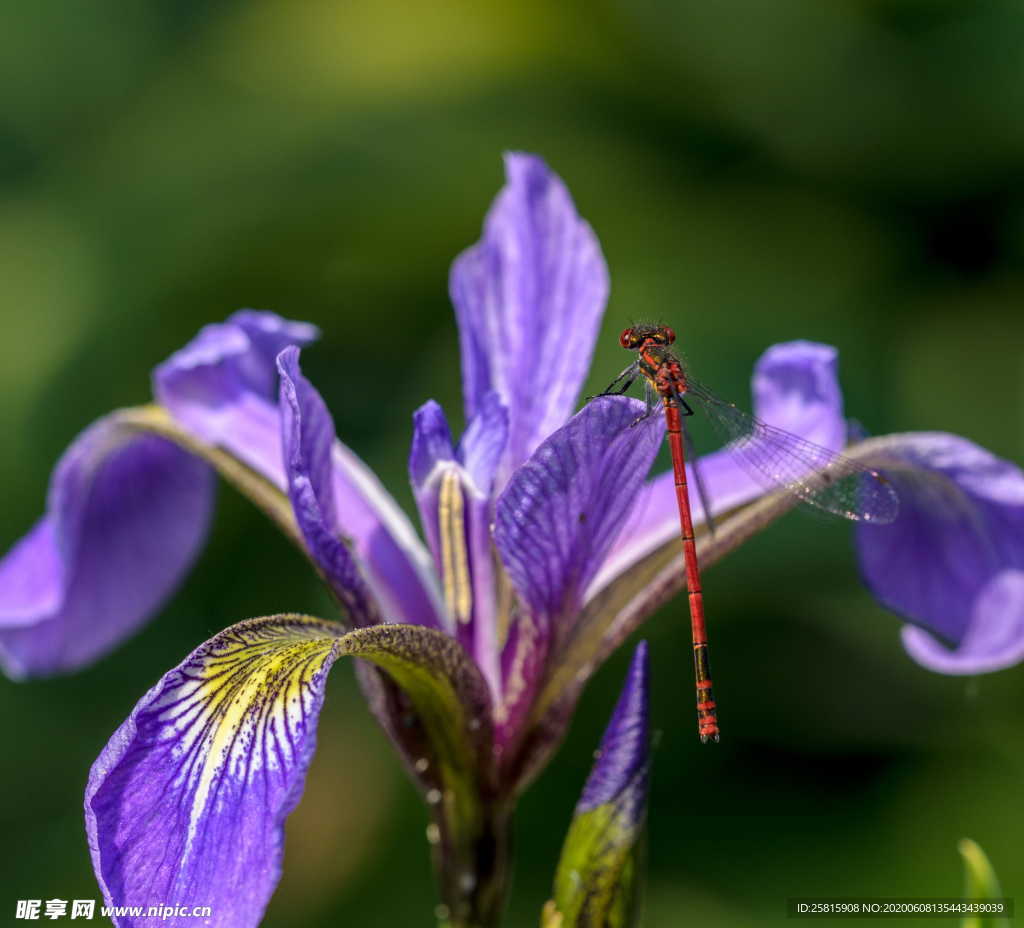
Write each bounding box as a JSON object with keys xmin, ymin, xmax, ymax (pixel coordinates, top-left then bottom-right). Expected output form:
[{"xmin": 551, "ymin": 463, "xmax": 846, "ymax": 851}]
[{"xmin": 433, "ymin": 799, "xmax": 512, "ymax": 928}]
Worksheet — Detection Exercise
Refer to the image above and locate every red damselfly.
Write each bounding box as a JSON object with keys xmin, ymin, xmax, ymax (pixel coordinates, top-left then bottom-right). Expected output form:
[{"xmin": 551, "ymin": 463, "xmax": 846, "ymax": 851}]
[{"xmin": 599, "ymin": 325, "xmax": 899, "ymax": 742}]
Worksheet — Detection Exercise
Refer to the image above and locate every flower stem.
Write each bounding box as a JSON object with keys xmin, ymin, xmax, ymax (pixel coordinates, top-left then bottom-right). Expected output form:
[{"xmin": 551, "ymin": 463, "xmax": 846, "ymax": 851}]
[{"xmin": 433, "ymin": 799, "xmax": 512, "ymax": 928}]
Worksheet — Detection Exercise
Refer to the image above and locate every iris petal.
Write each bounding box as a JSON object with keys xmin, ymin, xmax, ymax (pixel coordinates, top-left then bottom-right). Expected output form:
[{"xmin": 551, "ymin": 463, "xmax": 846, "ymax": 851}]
[
  {"xmin": 86, "ymin": 614, "xmax": 343, "ymax": 928},
  {"xmin": 450, "ymin": 153, "xmax": 608, "ymax": 486},
  {"xmin": 492, "ymin": 397, "xmax": 661, "ymax": 747},
  {"xmin": 409, "ymin": 399, "xmax": 502, "ymax": 694},
  {"xmin": 0, "ymin": 418, "xmax": 213, "ymax": 678},
  {"xmin": 278, "ymin": 347, "xmax": 378, "ymax": 627},
  {"xmin": 901, "ymin": 570, "xmax": 1024, "ymax": 675},
  {"xmin": 86, "ymin": 615, "xmax": 496, "ymax": 928},
  {"xmin": 857, "ymin": 432, "xmax": 1024, "ymax": 656},
  {"xmin": 495, "ymin": 396, "xmax": 662, "ymax": 622},
  {"xmin": 589, "ymin": 340, "xmax": 850, "ymax": 598},
  {"xmin": 278, "ymin": 349, "xmax": 443, "ymax": 629},
  {"xmin": 458, "ymin": 391, "xmax": 508, "ymax": 495},
  {"xmin": 153, "ymin": 310, "xmax": 318, "ymax": 488}
]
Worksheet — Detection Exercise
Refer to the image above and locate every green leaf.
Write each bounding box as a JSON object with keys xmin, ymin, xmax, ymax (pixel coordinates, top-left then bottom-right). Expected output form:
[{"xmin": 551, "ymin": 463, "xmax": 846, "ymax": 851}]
[{"xmin": 959, "ymin": 838, "xmax": 1011, "ymax": 928}]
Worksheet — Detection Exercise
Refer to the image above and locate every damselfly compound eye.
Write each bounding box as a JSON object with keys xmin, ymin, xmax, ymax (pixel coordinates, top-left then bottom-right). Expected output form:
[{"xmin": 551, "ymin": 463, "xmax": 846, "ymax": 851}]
[
  {"xmin": 662, "ymin": 326, "xmax": 676, "ymax": 344},
  {"xmin": 619, "ymin": 327, "xmax": 636, "ymax": 349}
]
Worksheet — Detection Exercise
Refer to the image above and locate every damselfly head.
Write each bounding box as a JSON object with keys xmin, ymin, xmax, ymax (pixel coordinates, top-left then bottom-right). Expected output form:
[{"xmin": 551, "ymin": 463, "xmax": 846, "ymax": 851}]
[{"xmin": 619, "ymin": 324, "xmax": 676, "ymax": 350}]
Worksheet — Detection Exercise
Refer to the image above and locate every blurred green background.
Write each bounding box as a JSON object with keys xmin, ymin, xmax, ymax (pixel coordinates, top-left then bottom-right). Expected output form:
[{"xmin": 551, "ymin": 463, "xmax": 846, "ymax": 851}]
[{"xmin": 1, "ymin": 1, "xmax": 1023, "ymax": 925}]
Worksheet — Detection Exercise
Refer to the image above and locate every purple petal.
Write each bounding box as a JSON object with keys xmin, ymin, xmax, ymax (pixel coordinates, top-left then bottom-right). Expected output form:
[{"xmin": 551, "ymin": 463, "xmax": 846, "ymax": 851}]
[
  {"xmin": 589, "ymin": 340, "xmax": 849, "ymax": 597},
  {"xmin": 278, "ymin": 348, "xmax": 378, "ymax": 626},
  {"xmin": 491, "ymin": 397, "xmax": 660, "ymax": 750},
  {"xmin": 85, "ymin": 615, "xmax": 344, "ymax": 928},
  {"xmin": 153, "ymin": 310, "xmax": 318, "ymax": 488},
  {"xmin": 901, "ymin": 570, "xmax": 1024, "ymax": 674},
  {"xmin": 0, "ymin": 417, "xmax": 213, "ymax": 678},
  {"xmin": 409, "ymin": 400, "xmax": 501, "ymax": 694},
  {"xmin": 857, "ymin": 432, "xmax": 1024, "ymax": 651},
  {"xmin": 458, "ymin": 391, "xmax": 508, "ymax": 495},
  {"xmin": 494, "ymin": 397, "xmax": 662, "ymax": 624},
  {"xmin": 751, "ymin": 341, "xmax": 846, "ymax": 451},
  {"xmin": 450, "ymin": 153, "xmax": 608, "ymax": 486},
  {"xmin": 409, "ymin": 400, "xmax": 456, "ymax": 489},
  {"xmin": 278, "ymin": 349, "xmax": 444, "ymax": 629},
  {"xmin": 577, "ymin": 640, "xmax": 649, "ymax": 815}
]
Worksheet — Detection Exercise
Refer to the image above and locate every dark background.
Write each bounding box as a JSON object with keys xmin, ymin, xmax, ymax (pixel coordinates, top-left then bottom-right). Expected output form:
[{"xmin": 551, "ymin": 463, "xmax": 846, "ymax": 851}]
[{"xmin": 1, "ymin": 1, "xmax": 1023, "ymax": 925}]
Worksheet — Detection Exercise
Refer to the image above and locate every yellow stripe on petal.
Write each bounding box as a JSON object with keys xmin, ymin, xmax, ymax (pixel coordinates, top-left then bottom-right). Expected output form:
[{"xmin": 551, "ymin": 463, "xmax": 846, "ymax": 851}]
[
  {"xmin": 150, "ymin": 615, "xmax": 343, "ymax": 864},
  {"xmin": 438, "ymin": 467, "xmax": 473, "ymax": 625}
]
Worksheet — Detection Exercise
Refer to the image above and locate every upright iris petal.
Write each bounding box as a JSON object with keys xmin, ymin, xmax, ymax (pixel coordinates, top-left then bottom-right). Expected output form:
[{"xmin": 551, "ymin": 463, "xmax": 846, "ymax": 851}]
[
  {"xmin": 409, "ymin": 394, "xmax": 508, "ymax": 696},
  {"xmin": 857, "ymin": 433, "xmax": 1024, "ymax": 671},
  {"xmin": 0, "ymin": 419, "xmax": 213, "ymax": 678},
  {"xmin": 450, "ymin": 153, "xmax": 609, "ymax": 486}
]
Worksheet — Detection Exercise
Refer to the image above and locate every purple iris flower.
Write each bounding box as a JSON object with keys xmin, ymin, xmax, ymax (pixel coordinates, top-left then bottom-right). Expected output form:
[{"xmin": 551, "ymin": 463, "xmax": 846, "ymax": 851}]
[{"xmin": 2, "ymin": 153, "xmax": 1022, "ymax": 927}]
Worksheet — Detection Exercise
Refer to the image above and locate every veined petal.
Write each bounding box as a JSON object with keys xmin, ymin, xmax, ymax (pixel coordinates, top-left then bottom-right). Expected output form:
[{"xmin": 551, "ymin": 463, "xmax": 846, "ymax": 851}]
[
  {"xmin": 492, "ymin": 398, "xmax": 660, "ymax": 751},
  {"xmin": 87, "ymin": 615, "xmax": 496, "ymax": 928},
  {"xmin": 85, "ymin": 615, "xmax": 344, "ymax": 928},
  {"xmin": 494, "ymin": 396, "xmax": 662, "ymax": 623},
  {"xmin": 84, "ymin": 614, "xmax": 495, "ymax": 925},
  {"xmin": 451, "ymin": 153, "xmax": 608, "ymax": 486},
  {"xmin": 0, "ymin": 417, "xmax": 213, "ymax": 678},
  {"xmin": 278, "ymin": 349, "xmax": 444, "ymax": 629},
  {"xmin": 278, "ymin": 348, "xmax": 378, "ymax": 626},
  {"xmin": 857, "ymin": 432, "xmax": 1024, "ymax": 658},
  {"xmin": 154, "ymin": 310, "xmax": 318, "ymax": 488},
  {"xmin": 589, "ymin": 340, "xmax": 850, "ymax": 599},
  {"xmin": 544, "ymin": 642, "xmax": 650, "ymax": 928}
]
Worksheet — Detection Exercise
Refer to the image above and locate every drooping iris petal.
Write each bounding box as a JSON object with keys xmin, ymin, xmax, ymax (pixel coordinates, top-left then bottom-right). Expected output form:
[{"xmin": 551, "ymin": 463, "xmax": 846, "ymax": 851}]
[
  {"xmin": 154, "ymin": 310, "xmax": 318, "ymax": 488},
  {"xmin": 87, "ymin": 615, "xmax": 496, "ymax": 928},
  {"xmin": 901, "ymin": 570, "xmax": 1024, "ymax": 675},
  {"xmin": 494, "ymin": 396, "xmax": 662, "ymax": 623},
  {"xmin": 86, "ymin": 615, "xmax": 344, "ymax": 928},
  {"xmin": 278, "ymin": 347, "xmax": 378, "ymax": 627},
  {"xmin": 0, "ymin": 417, "xmax": 213, "ymax": 678},
  {"xmin": 544, "ymin": 641, "xmax": 650, "ymax": 928},
  {"xmin": 589, "ymin": 340, "xmax": 850, "ymax": 598},
  {"xmin": 278, "ymin": 349, "xmax": 443, "ymax": 629},
  {"xmin": 450, "ymin": 153, "xmax": 608, "ymax": 486},
  {"xmin": 856, "ymin": 432, "xmax": 1024, "ymax": 660}
]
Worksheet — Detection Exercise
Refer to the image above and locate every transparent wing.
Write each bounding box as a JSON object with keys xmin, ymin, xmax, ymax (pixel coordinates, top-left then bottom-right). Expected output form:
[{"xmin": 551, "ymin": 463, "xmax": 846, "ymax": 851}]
[{"xmin": 685, "ymin": 378, "xmax": 899, "ymax": 524}]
